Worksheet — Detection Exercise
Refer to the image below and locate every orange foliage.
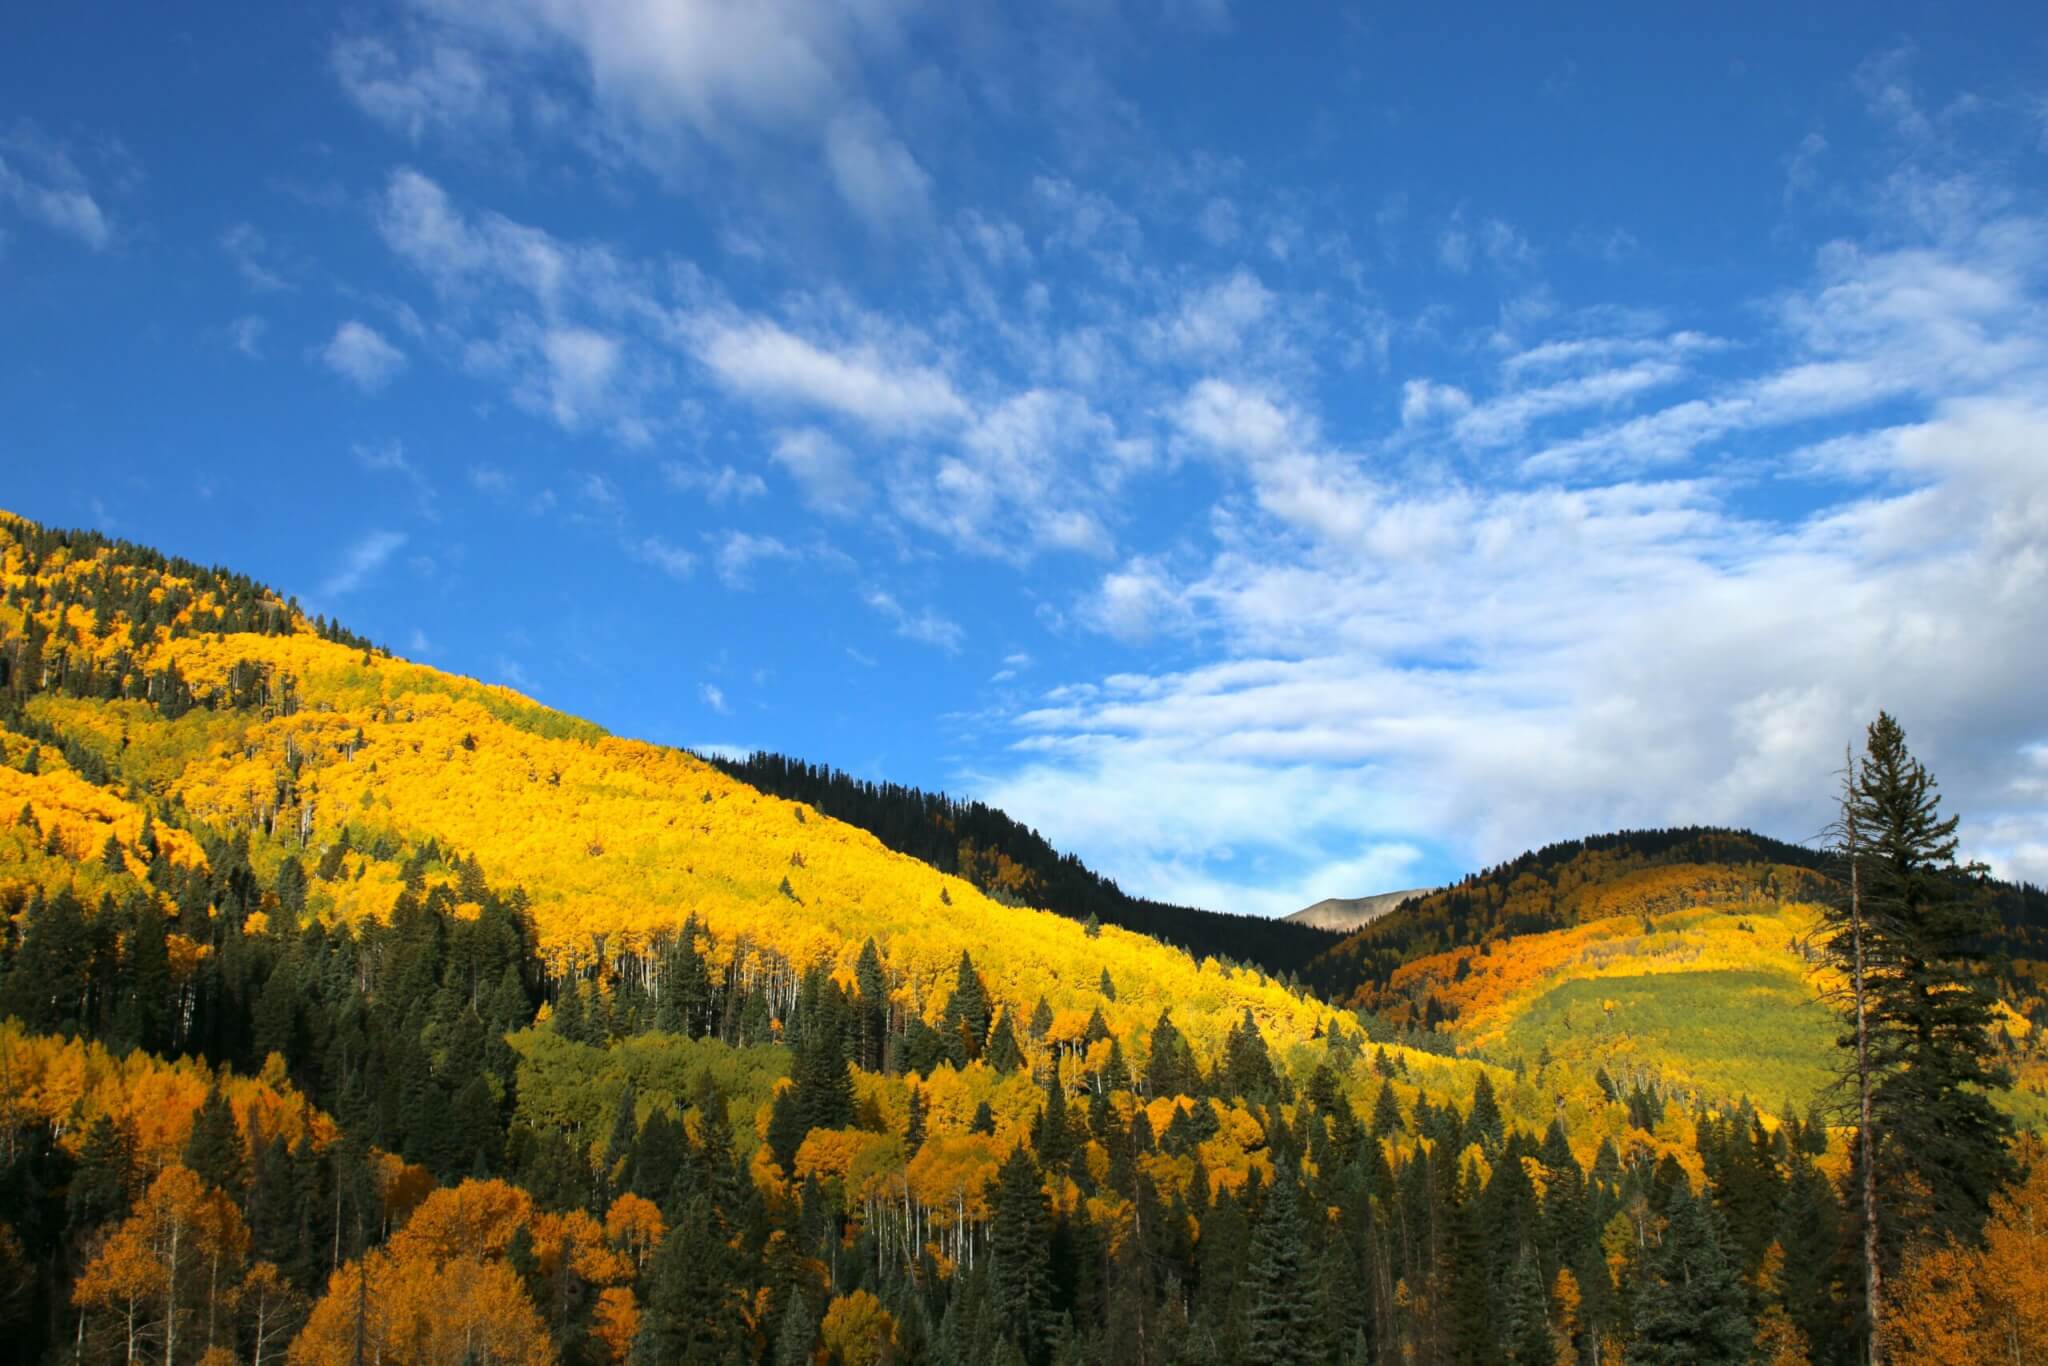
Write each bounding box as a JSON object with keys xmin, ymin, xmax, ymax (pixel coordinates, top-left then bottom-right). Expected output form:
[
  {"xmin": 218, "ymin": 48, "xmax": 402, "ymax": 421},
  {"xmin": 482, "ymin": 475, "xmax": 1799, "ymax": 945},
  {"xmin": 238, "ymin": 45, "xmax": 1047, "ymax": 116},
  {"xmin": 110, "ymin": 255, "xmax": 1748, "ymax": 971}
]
[
  {"xmin": 290, "ymin": 1252, "xmax": 553, "ymax": 1366},
  {"xmin": 0, "ymin": 1020, "xmax": 334, "ymax": 1166}
]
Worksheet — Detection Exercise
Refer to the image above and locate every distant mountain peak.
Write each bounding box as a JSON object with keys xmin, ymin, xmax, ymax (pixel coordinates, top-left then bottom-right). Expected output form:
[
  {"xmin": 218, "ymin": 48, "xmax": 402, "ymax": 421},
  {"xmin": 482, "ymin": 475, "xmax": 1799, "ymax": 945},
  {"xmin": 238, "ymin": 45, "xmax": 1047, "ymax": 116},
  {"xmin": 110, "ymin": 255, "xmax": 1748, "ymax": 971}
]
[{"xmin": 1285, "ymin": 888, "xmax": 1431, "ymax": 932}]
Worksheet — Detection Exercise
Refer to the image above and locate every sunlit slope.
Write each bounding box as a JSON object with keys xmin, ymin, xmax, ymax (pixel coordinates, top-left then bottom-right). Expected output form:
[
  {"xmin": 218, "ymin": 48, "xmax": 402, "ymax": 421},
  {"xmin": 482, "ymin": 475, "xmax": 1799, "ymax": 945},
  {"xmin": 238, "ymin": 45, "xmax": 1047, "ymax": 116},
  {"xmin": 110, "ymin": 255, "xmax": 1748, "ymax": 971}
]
[
  {"xmin": 1385, "ymin": 891, "xmax": 1840, "ymax": 1106},
  {"xmin": 1, "ymin": 513, "xmax": 1332, "ymax": 1061}
]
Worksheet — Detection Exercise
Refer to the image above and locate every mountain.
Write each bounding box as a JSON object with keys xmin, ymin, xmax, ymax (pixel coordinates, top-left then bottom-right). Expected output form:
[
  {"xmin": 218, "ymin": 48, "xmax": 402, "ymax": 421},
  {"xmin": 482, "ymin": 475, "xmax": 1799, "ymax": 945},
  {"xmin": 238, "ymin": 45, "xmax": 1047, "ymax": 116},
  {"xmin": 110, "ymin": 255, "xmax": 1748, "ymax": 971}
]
[
  {"xmin": 1283, "ymin": 887, "xmax": 1430, "ymax": 932},
  {"xmin": 0, "ymin": 510, "xmax": 1339, "ymax": 1064},
  {"xmin": 7, "ymin": 507, "xmax": 2043, "ymax": 1363}
]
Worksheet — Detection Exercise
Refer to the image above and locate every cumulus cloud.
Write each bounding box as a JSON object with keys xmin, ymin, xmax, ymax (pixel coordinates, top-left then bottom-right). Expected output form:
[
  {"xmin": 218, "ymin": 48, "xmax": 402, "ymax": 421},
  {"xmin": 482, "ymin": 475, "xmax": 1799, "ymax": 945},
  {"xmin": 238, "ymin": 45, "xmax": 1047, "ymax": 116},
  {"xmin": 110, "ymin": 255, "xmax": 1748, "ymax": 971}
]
[{"xmin": 321, "ymin": 321, "xmax": 408, "ymax": 391}]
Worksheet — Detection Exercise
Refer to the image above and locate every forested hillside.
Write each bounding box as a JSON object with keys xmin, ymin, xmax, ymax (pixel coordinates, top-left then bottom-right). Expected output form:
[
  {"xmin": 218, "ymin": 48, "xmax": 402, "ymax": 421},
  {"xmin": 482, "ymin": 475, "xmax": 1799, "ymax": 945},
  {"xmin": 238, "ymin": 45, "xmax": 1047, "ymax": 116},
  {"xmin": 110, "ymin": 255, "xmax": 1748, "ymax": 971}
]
[
  {"xmin": 1, "ymin": 510, "xmax": 2043, "ymax": 1364},
  {"xmin": 709, "ymin": 751, "xmax": 1340, "ymax": 980}
]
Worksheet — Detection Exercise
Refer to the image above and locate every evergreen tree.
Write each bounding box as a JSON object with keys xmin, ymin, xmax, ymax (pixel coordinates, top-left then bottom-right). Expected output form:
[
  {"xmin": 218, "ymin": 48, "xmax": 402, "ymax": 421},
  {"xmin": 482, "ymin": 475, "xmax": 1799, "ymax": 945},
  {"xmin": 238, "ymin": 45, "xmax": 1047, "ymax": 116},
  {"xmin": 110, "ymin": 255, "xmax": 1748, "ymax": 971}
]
[
  {"xmin": 1466, "ymin": 1071, "xmax": 1505, "ymax": 1153},
  {"xmin": 1143, "ymin": 1010, "xmax": 1202, "ymax": 1099},
  {"xmin": 183, "ymin": 1084, "xmax": 246, "ymax": 1194},
  {"xmin": 774, "ymin": 1290, "xmax": 816, "ymax": 1366},
  {"xmin": 1630, "ymin": 1186, "xmax": 1750, "ymax": 1365},
  {"xmin": 1370, "ymin": 1078, "xmax": 1402, "ymax": 1138},
  {"xmin": 989, "ymin": 1146, "xmax": 1056, "ymax": 1363},
  {"xmin": 1244, "ymin": 1164, "xmax": 1317, "ymax": 1362},
  {"xmin": 942, "ymin": 950, "xmax": 993, "ymax": 1062},
  {"xmin": 632, "ymin": 1196, "xmax": 748, "ymax": 1363},
  {"xmin": 1503, "ymin": 1245, "xmax": 1552, "ymax": 1365},
  {"xmin": 986, "ymin": 1011, "xmax": 1027, "ymax": 1074},
  {"xmin": 1828, "ymin": 713, "xmax": 2015, "ymax": 1261}
]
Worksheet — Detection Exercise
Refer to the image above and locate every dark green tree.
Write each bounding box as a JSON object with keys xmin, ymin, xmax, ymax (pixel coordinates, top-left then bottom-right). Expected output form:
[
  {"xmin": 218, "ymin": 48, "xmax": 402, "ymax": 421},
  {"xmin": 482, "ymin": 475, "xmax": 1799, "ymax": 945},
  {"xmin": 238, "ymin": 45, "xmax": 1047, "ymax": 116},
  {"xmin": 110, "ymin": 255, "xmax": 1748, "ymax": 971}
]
[
  {"xmin": 1243, "ymin": 1164, "xmax": 1316, "ymax": 1362},
  {"xmin": 989, "ymin": 1146, "xmax": 1056, "ymax": 1363},
  {"xmin": 1630, "ymin": 1186, "xmax": 1750, "ymax": 1365}
]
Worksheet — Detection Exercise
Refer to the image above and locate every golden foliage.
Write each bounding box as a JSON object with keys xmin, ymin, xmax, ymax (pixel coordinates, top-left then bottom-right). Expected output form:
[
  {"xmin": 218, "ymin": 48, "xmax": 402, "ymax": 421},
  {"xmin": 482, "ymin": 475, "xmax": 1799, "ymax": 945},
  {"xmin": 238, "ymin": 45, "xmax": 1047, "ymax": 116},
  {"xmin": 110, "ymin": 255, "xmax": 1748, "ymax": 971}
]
[
  {"xmin": 0, "ymin": 1020, "xmax": 334, "ymax": 1166},
  {"xmin": 820, "ymin": 1290, "xmax": 897, "ymax": 1366}
]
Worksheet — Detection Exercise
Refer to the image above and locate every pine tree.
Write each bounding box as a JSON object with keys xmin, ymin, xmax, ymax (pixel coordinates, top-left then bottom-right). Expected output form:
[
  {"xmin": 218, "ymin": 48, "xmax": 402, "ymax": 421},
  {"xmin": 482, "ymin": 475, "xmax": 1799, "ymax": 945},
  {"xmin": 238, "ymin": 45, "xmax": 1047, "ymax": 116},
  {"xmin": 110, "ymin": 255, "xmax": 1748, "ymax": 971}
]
[
  {"xmin": 1143, "ymin": 1010, "xmax": 1202, "ymax": 1099},
  {"xmin": 1244, "ymin": 1164, "xmax": 1317, "ymax": 1362},
  {"xmin": 774, "ymin": 1290, "xmax": 817, "ymax": 1366},
  {"xmin": 989, "ymin": 1146, "xmax": 1056, "ymax": 1363},
  {"xmin": 184, "ymin": 1084, "xmax": 246, "ymax": 1195},
  {"xmin": 1630, "ymin": 1186, "xmax": 1750, "ymax": 1365},
  {"xmin": 1370, "ymin": 1079, "xmax": 1402, "ymax": 1138},
  {"xmin": 1466, "ymin": 1071, "xmax": 1505, "ymax": 1153},
  {"xmin": 942, "ymin": 950, "xmax": 993, "ymax": 1062},
  {"xmin": 1503, "ymin": 1245, "xmax": 1552, "ymax": 1364},
  {"xmin": 1824, "ymin": 713, "xmax": 2016, "ymax": 1360},
  {"xmin": 986, "ymin": 1011, "xmax": 1027, "ymax": 1074}
]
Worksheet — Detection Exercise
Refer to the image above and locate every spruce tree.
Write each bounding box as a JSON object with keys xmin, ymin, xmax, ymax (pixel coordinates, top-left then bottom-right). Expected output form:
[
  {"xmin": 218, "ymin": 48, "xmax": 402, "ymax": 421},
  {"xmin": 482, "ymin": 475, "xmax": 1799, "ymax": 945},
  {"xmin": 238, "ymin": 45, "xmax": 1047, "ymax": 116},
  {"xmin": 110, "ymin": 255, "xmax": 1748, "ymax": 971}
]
[
  {"xmin": 986, "ymin": 1011, "xmax": 1027, "ymax": 1074},
  {"xmin": 989, "ymin": 1146, "xmax": 1056, "ymax": 1363},
  {"xmin": 1244, "ymin": 1164, "xmax": 1317, "ymax": 1362},
  {"xmin": 183, "ymin": 1083, "xmax": 246, "ymax": 1194},
  {"xmin": 1833, "ymin": 714, "xmax": 2015, "ymax": 1250},
  {"xmin": 1143, "ymin": 1009, "xmax": 1203, "ymax": 1099},
  {"xmin": 942, "ymin": 950, "xmax": 992, "ymax": 1062},
  {"xmin": 1630, "ymin": 1185, "xmax": 1750, "ymax": 1365}
]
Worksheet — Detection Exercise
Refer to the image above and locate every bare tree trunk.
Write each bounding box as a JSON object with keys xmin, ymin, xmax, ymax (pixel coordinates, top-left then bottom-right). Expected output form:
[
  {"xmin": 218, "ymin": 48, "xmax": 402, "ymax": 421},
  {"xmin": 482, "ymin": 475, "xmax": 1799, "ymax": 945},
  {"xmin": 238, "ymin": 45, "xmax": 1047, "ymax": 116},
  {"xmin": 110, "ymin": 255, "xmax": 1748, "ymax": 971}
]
[{"xmin": 1846, "ymin": 754, "xmax": 1882, "ymax": 1366}]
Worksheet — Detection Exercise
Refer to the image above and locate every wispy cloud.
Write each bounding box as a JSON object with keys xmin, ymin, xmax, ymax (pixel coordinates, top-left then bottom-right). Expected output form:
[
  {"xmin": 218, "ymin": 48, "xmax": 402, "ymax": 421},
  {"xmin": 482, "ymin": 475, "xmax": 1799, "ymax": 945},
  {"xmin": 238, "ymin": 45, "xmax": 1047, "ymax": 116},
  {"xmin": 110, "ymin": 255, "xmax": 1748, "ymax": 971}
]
[
  {"xmin": 354, "ymin": 440, "xmax": 437, "ymax": 518},
  {"xmin": 319, "ymin": 529, "xmax": 407, "ymax": 598},
  {"xmin": 865, "ymin": 589, "xmax": 965, "ymax": 653},
  {"xmin": 0, "ymin": 120, "xmax": 113, "ymax": 249}
]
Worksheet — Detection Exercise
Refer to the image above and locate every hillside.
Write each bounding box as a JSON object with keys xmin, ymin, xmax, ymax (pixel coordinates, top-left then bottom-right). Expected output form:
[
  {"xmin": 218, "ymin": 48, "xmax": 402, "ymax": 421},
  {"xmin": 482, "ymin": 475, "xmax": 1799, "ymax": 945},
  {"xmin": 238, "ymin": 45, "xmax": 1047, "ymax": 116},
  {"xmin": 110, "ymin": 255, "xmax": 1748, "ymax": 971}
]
[
  {"xmin": 709, "ymin": 750, "xmax": 1341, "ymax": 979},
  {"xmin": 0, "ymin": 511, "xmax": 1339, "ymax": 1068},
  {"xmin": 1284, "ymin": 888, "xmax": 1430, "ymax": 933},
  {"xmin": 1306, "ymin": 831, "xmax": 2048, "ymax": 1122}
]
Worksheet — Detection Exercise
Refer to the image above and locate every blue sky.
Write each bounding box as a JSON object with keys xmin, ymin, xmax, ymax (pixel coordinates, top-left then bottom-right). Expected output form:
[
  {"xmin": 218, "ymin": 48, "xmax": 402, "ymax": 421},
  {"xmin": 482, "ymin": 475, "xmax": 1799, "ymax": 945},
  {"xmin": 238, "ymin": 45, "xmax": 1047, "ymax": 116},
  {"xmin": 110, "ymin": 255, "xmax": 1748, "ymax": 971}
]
[{"xmin": 4, "ymin": 2, "xmax": 2046, "ymax": 913}]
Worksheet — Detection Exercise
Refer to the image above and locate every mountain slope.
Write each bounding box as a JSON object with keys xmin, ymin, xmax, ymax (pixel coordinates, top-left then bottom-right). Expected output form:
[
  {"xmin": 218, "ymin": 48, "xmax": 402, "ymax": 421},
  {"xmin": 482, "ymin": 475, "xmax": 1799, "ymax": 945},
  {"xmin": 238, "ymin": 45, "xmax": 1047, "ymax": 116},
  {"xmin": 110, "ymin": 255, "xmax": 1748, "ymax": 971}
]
[
  {"xmin": 0, "ymin": 511, "xmax": 1335, "ymax": 1065},
  {"xmin": 709, "ymin": 750, "xmax": 1341, "ymax": 978}
]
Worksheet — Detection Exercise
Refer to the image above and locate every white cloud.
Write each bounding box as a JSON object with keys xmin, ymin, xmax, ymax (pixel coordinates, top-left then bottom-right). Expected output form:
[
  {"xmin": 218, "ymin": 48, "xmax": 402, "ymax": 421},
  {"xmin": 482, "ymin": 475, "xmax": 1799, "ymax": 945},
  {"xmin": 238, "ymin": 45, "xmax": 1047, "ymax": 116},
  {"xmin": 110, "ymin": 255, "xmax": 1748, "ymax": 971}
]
[
  {"xmin": 220, "ymin": 223, "xmax": 291, "ymax": 291},
  {"xmin": 0, "ymin": 122, "xmax": 112, "ymax": 249},
  {"xmin": 227, "ymin": 316, "xmax": 268, "ymax": 358},
  {"xmin": 824, "ymin": 103, "xmax": 931, "ymax": 234},
  {"xmin": 540, "ymin": 325, "xmax": 621, "ymax": 427},
  {"xmin": 983, "ymin": 187, "xmax": 2048, "ymax": 910},
  {"xmin": 333, "ymin": 35, "xmax": 508, "ymax": 142},
  {"xmin": 713, "ymin": 529, "xmax": 795, "ymax": 587},
  {"xmin": 770, "ymin": 427, "xmax": 866, "ymax": 514},
  {"xmin": 319, "ymin": 530, "xmax": 408, "ymax": 597},
  {"xmin": 865, "ymin": 589, "xmax": 965, "ymax": 653},
  {"xmin": 1160, "ymin": 269, "xmax": 1272, "ymax": 358},
  {"xmin": 321, "ymin": 321, "xmax": 408, "ymax": 392},
  {"xmin": 699, "ymin": 682, "xmax": 730, "ymax": 713},
  {"xmin": 354, "ymin": 440, "xmax": 438, "ymax": 517},
  {"xmin": 663, "ymin": 461, "xmax": 767, "ymax": 503},
  {"xmin": 633, "ymin": 535, "xmax": 697, "ymax": 579},
  {"xmin": 692, "ymin": 316, "xmax": 968, "ymax": 430}
]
